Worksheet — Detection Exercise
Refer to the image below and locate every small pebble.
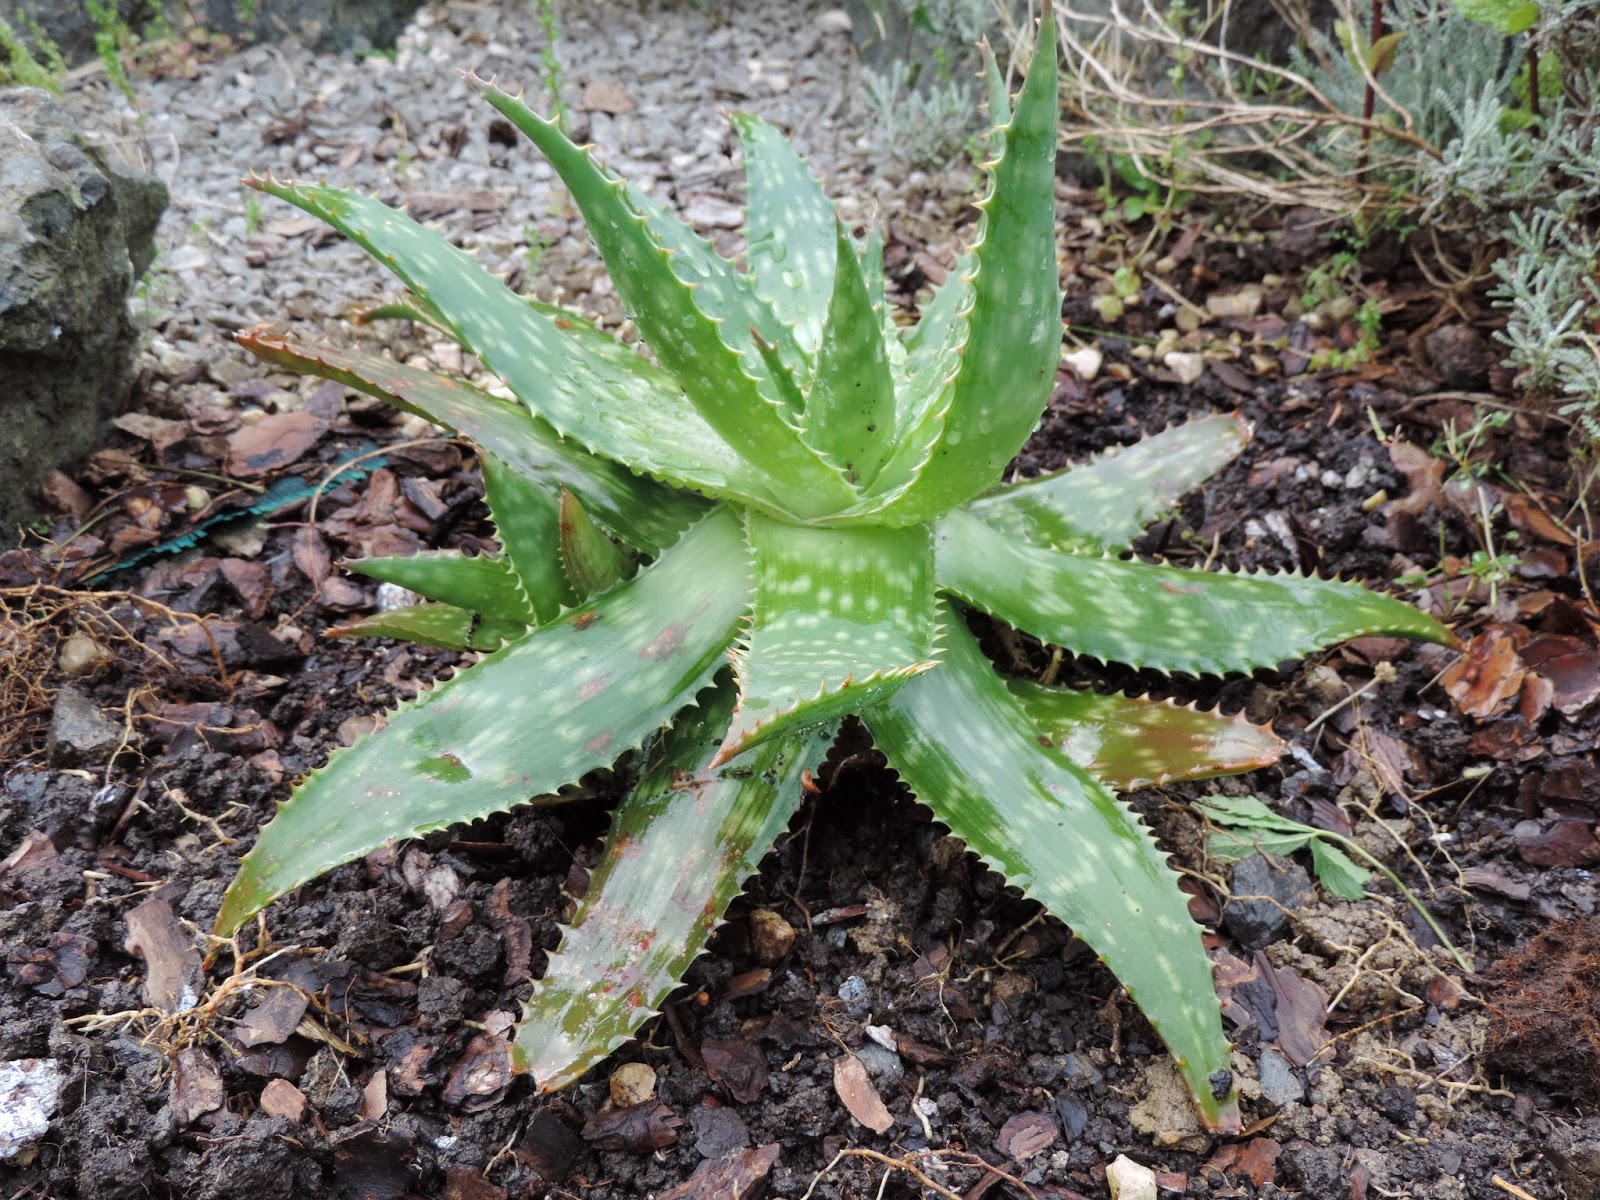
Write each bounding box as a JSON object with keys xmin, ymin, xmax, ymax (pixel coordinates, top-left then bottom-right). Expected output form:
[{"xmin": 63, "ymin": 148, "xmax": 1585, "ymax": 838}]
[
  {"xmin": 609, "ymin": 1062, "xmax": 657, "ymax": 1108},
  {"xmin": 748, "ymin": 908, "xmax": 797, "ymax": 964}
]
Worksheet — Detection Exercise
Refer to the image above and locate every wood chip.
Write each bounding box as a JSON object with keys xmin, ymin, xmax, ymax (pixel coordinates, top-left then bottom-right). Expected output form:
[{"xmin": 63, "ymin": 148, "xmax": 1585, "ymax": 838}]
[
  {"xmin": 581, "ymin": 81, "xmax": 635, "ymax": 113},
  {"xmin": 0, "ymin": 831, "xmax": 57, "ymax": 878},
  {"xmin": 171, "ymin": 1046, "xmax": 225, "ymax": 1126},
  {"xmin": 832, "ymin": 1054, "xmax": 893, "ymax": 1133},
  {"xmin": 235, "ymin": 985, "xmax": 310, "ymax": 1047},
  {"xmin": 361, "ymin": 1068, "xmax": 389, "ymax": 1121},
  {"xmin": 657, "ymin": 1143, "xmax": 781, "ymax": 1200},
  {"xmin": 259, "ymin": 1078, "xmax": 307, "ymax": 1121},
  {"xmin": 994, "ymin": 1111, "xmax": 1058, "ymax": 1161},
  {"xmin": 1207, "ymin": 1137, "xmax": 1281, "ymax": 1186},
  {"xmin": 124, "ymin": 896, "xmax": 202, "ymax": 1015}
]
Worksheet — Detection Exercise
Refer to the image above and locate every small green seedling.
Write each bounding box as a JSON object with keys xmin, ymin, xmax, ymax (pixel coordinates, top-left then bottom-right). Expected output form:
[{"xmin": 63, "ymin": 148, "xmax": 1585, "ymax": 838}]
[
  {"xmin": 1200, "ymin": 795, "xmax": 1470, "ymax": 969},
  {"xmin": 215, "ymin": 2, "xmax": 1451, "ymax": 1132}
]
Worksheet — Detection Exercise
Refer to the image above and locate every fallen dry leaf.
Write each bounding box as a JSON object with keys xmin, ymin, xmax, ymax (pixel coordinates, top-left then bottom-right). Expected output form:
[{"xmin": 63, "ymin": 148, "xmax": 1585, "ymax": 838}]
[
  {"xmin": 1384, "ymin": 441, "xmax": 1446, "ymax": 516},
  {"xmin": 225, "ymin": 410, "xmax": 326, "ymax": 477},
  {"xmin": 1440, "ymin": 628, "xmax": 1525, "ymax": 719},
  {"xmin": 702, "ymin": 1039, "xmax": 768, "ymax": 1105},
  {"xmin": 444, "ymin": 1167, "xmax": 507, "ymax": 1200},
  {"xmin": 441, "ymin": 1034, "xmax": 512, "ymax": 1110},
  {"xmin": 833, "ymin": 1054, "xmax": 894, "ymax": 1133},
  {"xmin": 1502, "ymin": 492, "xmax": 1579, "ymax": 546},
  {"xmin": 0, "ymin": 831, "xmax": 57, "ymax": 878},
  {"xmin": 581, "ymin": 1100, "xmax": 683, "ymax": 1152},
  {"xmin": 1520, "ymin": 635, "xmax": 1600, "ymax": 716}
]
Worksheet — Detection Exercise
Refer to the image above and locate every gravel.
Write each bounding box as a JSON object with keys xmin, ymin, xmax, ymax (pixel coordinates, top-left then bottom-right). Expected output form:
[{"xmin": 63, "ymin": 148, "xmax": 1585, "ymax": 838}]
[{"xmin": 52, "ymin": 0, "xmax": 960, "ymax": 415}]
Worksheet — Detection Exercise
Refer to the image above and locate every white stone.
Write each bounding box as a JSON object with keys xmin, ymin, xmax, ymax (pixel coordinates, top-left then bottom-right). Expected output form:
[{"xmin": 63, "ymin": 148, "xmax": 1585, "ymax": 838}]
[
  {"xmin": 1162, "ymin": 350, "xmax": 1205, "ymax": 384},
  {"xmin": 1062, "ymin": 346, "xmax": 1103, "ymax": 382},
  {"xmin": 0, "ymin": 1060, "xmax": 64, "ymax": 1161},
  {"xmin": 1106, "ymin": 1154, "xmax": 1158, "ymax": 1200}
]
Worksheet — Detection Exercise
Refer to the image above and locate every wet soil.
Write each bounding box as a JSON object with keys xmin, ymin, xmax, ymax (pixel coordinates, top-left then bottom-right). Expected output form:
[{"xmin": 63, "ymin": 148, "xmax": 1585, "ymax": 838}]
[{"xmin": 6, "ymin": 57, "xmax": 1600, "ymax": 1200}]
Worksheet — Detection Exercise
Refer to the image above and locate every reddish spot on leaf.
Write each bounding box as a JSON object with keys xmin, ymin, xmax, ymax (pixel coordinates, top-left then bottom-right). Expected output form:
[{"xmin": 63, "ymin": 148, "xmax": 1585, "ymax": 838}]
[
  {"xmin": 639, "ymin": 622, "xmax": 688, "ymax": 661},
  {"xmin": 573, "ymin": 612, "xmax": 599, "ymax": 630},
  {"xmin": 578, "ymin": 677, "xmax": 608, "ymax": 701},
  {"xmin": 585, "ymin": 730, "xmax": 613, "ymax": 755}
]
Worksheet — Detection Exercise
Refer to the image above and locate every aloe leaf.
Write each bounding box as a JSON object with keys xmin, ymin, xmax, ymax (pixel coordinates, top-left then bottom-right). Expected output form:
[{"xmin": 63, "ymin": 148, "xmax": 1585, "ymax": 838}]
[
  {"xmin": 980, "ymin": 36, "xmax": 1012, "ymax": 132},
  {"xmin": 732, "ymin": 111, "xmax": 836, "ymax": 358},
  {"xmin": 801, "ymin": 225, "xmax": 898, "ymax": 490},
  {"xmin": 515, "ymin": 678, "xmax": 833, "ymax": 1089},
  {"xmin": 345, "ymin": 552, "xmax": 536, "ymax": 625},
  {"xmin": 481, "ymin": 453, "xmax": 574, "ymax": 623},
  {"xmin": 966, "ymin": 413, "xmax": 1252, "ymax": 554},
  {"xmin": 871, "ymin": 13, "xmax": 1063, "ymax": 522},
  {"xmin": 326, "ymin": 603, "xmax": 525, "ymax": 652},
  {"xmin": 846, "ymin": 258, "xmax": 971, "ymax": 512},
  {"xmin": 356, "ymin": 300, "xmax": 455, "ymax": 337},
  {"xmin": 464, "ymin": 81, "xmax": 856, "ymax": 515},
  {"xmin": 1008, "ymin": 679, "xmax": 1285, "ymax": 791},
  {"xmin": 237, "ymin": 330, "xmax": 705, "ymax": 554},
  {"xmin": 559, "ymin": 489, "xmax": 634, "ymax": 600},
  {"xmin": 857, "ymin": 226, "xmax": 885, "ymax": 315},
  {"xmin": 861, "ymin": 609, "xmax": 1242, "ymax": 1131},
  {"xmin": 715, "ymin": 512, "xmax": 939, "ymax": 766},
  {"xmin": 936, "ymin": 509, "xmax": 1455, "ymax": 676},
  {"xmin": 214, "ymin": 507, "xmax": 751, "ymax": 935},
  {"xmin": 239, "ymin": 185, "xmax": 797, "ymax": 517}
]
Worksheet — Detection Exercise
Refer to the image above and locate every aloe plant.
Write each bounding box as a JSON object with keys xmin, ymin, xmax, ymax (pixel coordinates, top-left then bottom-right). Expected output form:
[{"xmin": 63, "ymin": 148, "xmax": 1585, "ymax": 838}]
[{"xmin": 215, "ymin": 7, "xmax": 1451, "ymax": 1132}]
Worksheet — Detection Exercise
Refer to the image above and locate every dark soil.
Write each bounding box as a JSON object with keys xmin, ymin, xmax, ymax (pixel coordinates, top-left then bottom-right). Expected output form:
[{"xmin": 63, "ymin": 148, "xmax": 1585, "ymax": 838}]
[{"xmin": 6, "ymin": 110, "xmax": 1600, "ymax": 1200}]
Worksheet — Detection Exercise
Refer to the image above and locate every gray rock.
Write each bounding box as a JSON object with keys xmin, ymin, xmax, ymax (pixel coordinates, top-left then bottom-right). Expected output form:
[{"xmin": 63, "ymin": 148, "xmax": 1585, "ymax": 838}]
[
  {"xmin": 1257, "ymin": 1046, "xmax": 1304, "ymax": 1108},
  {"xmin": 854, "ymin": 1042, "xmax": 904, "ymax": 1085},
  {"xmin": 690, "ymin": 1104, "xmax": 749, "ymax": 1159},
  {"xmin": 0, "ymin": 88, "xmax": 166, "ymax": 536},
  {"xmin": 47, "ymin": 685, "xmax": 121, "ymax": 767},
  {"xmin": 195, "ymin": 0, "xmax": 424, "ymax": 57},
  {"xmin": 1222, "ymin": 853, "xmax": 1311, "ymax": 950},
  {"xmin": 0, "ymin": 0, "xmax": 156, "ymax": 69},
  {"xmin": 837, "ymin": 974, "xmax": 870, "ymax": 1018},
  {"xmin": 1423, "ymin": 324, "xmax": 1495, "ymax": 390},
  {"xmin": 0, "ymin": 0, "xmax": 421, "ymax": 65},
  {"xmin": 1055, "ymin": 1091, "xmax": 1089, "ymax": 1139}
]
